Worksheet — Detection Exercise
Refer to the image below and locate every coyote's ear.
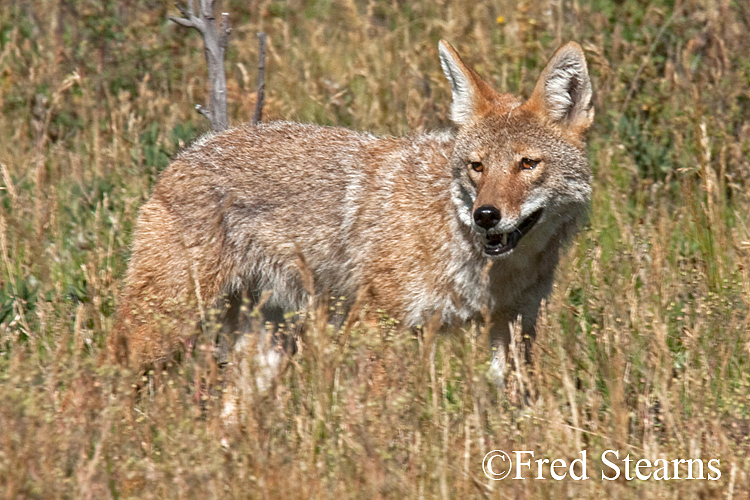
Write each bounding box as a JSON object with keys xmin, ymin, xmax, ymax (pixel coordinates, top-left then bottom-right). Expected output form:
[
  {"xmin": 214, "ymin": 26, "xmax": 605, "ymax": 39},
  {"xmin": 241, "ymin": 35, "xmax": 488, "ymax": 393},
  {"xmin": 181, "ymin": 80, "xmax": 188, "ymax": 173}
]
[
  {"xmin": 439, "ymin": 40, "xmax": 495, "ymax": 127},
  {"xmin": 528, "ymin": 42, "xmax": 594, "ymax": 133}
]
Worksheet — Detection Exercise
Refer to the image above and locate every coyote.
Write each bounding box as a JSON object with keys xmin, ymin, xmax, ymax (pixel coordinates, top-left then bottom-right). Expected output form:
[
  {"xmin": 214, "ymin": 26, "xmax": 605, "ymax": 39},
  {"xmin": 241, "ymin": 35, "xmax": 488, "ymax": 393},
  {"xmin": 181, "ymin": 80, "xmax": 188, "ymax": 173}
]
[{"xmin": 112, "ymin": 40, "xmax": 594, "ymax": 383}]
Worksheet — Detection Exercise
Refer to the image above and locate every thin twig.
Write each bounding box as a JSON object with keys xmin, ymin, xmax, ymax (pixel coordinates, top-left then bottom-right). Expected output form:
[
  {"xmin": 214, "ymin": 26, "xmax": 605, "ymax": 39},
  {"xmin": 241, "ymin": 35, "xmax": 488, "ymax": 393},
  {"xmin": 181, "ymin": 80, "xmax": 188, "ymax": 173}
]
[
  {"xmin": 170, "ymin": 1, "xmax": 202, "ymax": 32},
  {"xmin": 219, "ymin": 12, "xmax": 231, "ymax": 50},
  {"xmin": 195, "ymin": 103, "xmax": 211, "ymax": 121},
  {"xmin": 251, "ymin": 32, "xmax": 267, "ymax": 126}
]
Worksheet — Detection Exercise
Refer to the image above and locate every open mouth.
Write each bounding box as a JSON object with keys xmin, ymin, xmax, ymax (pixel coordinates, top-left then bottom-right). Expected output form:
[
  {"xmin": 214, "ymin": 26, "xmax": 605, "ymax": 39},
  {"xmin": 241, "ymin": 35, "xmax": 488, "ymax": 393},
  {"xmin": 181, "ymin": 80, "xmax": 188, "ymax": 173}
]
[{"xmin": 483, "ymin": 208, "xmax": 544, "ymax": 256}]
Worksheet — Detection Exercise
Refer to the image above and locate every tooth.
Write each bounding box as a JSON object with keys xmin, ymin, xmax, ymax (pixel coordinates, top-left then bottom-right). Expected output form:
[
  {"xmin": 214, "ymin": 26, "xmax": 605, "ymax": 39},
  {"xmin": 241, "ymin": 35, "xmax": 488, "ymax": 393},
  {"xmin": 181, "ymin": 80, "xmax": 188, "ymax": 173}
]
[{"xmin": 502, "ymin": 233, "xmax": 508, "ymax": 245}]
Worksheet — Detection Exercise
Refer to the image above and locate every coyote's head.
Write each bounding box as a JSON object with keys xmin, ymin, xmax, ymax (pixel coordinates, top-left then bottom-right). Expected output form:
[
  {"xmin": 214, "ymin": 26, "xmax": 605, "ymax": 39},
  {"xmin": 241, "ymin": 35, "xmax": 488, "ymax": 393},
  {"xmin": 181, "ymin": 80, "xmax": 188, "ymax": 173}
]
[{"xmin": 439, "ymin": 40, "xmax": 594, "ymax": 258}]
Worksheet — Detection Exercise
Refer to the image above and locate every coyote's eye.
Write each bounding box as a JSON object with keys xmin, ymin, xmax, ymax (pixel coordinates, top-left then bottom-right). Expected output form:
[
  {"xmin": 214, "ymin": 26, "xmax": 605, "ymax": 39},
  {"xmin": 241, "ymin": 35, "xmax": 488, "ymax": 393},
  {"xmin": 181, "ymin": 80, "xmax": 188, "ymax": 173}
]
[
  {"xmin": 469, "ymin": 161, "xmax": 484, "ymax": 173},
  {"xmin": 520, "ymin": 158, "xmax": 540, "ymax": 170}
]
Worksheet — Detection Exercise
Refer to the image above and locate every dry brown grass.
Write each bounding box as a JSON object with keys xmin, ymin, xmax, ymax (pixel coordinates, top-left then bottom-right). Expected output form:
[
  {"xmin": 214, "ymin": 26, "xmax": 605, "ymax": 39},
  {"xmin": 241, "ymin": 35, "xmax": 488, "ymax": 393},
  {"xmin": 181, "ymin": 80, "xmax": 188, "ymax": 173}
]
[{"xmin": 1, "ymin": 0, "xmax": 749, "ymax": 498}]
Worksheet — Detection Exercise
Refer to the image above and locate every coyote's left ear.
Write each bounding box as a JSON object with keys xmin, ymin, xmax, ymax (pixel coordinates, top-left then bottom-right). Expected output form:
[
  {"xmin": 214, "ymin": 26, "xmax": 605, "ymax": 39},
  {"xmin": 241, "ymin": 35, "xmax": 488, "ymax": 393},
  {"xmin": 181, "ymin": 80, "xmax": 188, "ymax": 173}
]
[{"xmin": 528, "ymin": 42, "xmax": 594, "ymax": 134}]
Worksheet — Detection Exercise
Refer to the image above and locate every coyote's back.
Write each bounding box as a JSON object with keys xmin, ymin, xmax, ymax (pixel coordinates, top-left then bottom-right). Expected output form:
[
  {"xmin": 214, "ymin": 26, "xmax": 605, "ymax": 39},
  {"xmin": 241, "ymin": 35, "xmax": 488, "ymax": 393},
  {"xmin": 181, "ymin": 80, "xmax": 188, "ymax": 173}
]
[{"xmin": 112, "ymin": 40, "xmax": 594, "ymax": 382}]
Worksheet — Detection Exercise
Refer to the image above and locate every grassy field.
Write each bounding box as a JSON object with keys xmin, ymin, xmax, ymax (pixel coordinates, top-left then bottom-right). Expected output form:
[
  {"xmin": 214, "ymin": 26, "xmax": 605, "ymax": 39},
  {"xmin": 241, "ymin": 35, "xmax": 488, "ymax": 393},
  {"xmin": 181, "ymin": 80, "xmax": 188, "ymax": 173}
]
[{"xmin": 1, "ymin": 0, "xmax": 749, "ymax": 498}]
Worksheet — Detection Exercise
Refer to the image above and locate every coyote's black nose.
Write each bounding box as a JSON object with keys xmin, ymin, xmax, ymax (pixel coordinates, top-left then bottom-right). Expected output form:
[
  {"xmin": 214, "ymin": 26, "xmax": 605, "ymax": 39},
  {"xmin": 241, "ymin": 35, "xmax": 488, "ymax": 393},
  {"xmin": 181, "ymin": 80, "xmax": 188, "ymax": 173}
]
[{"xmin": 473, "ymin": 206, "xmax": 501, "ymax": 230}]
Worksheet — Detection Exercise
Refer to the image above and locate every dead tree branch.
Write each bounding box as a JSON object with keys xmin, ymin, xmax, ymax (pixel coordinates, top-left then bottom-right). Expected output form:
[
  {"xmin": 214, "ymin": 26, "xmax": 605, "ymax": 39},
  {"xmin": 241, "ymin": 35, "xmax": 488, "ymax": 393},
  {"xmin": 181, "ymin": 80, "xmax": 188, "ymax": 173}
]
[
  {"xmin": 170, "ymin": 0, "xmax": 231, "ymax": 132},
  {"xmin": 251, "ymin": 32, "xmax": 267, "ymax": 126}
]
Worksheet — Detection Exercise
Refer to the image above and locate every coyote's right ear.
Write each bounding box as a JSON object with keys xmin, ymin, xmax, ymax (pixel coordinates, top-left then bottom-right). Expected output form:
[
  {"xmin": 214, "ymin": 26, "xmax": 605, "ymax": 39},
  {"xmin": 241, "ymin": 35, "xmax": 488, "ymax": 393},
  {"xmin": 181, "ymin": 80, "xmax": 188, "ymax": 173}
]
[
  {"xmin": 528, "ymin": 42, "xmax": 594, "ymax": 134},
  {"xmin": 439, "ymin": 40, "xmax": 495, "ymax": 126}
]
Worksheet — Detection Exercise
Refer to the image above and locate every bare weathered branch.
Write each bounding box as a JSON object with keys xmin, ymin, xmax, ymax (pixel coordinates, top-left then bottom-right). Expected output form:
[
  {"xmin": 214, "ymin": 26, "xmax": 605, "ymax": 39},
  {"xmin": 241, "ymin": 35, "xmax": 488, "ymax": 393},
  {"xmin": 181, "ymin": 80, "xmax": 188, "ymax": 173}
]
[
  {"xmin": 251, "ymin": 32, "xmax": 267, "ymax": 126},
  {"xmin": 169, "ymin": 15, "xmax": 196, "ymax": 29},
  {"xmin": 195, "ymin": 104, "xmax": 211, "ymax": 121},
  {"xmin": 171, "ymin": 1, "xmax": 202, "ymax": 31},
  {"xmin": 200, "ymin": 0, "xmax": 215, "ymax": 20},
  {"xmin": 219, "ymin": 12, "xmax": 231, "ymax": 50},
  {"xmin": 175, "ymin": 2, "xmax": 190, "ymax": 19},
  {"xmin": 171, "ymin": 0, "xmax": 229, "ymax": 132}
]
